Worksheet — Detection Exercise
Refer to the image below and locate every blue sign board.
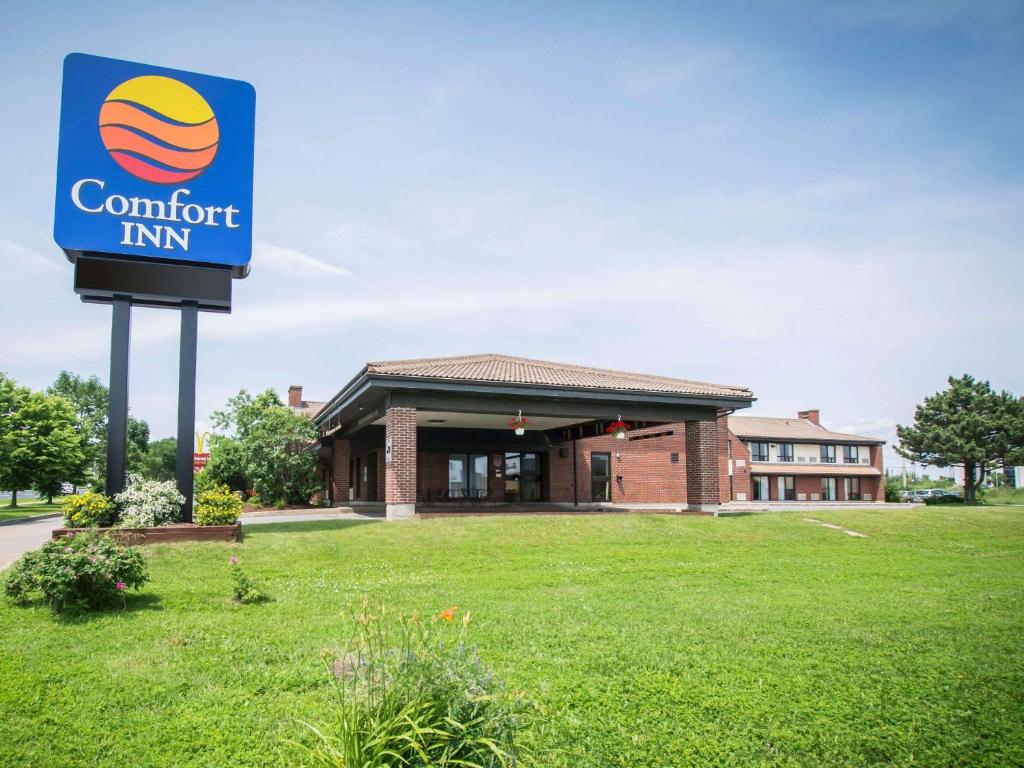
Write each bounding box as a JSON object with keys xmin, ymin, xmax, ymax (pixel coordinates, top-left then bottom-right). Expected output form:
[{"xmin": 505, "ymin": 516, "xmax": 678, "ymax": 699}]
[{"xmin": 54, "ymin": 53, "xmax": 255, "ymax": 277}]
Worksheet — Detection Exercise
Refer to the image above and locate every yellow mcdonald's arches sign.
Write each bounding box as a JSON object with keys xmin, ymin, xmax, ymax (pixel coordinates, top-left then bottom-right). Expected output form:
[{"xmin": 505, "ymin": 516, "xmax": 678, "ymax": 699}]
[{"xmin": 195, "ymin": 431, "xmax": 211, "ymax": 453}]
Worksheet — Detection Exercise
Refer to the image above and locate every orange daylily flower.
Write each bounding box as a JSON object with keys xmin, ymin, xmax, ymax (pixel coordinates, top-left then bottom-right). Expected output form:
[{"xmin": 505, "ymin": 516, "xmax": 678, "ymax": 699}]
[{"xmin": 437, "ymin": 605, "xmax": 459, "ymax": 623}]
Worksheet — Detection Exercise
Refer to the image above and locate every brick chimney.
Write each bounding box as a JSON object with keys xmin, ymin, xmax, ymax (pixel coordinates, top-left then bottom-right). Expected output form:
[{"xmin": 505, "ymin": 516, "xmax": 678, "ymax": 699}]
[
  {"xmin": 288, "ymin": 385, "xmax": 303, "ymax": 408},
  {"xmin": 798, "ymin": 409, "xmax": 820, "ymax": 425}
]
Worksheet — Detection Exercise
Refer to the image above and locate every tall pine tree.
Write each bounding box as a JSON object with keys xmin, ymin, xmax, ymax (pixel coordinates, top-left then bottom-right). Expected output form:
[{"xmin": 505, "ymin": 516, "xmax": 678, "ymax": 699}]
[{"xmin": 897, "ymin": 375, "xmax": 1024, "ymax": 504}]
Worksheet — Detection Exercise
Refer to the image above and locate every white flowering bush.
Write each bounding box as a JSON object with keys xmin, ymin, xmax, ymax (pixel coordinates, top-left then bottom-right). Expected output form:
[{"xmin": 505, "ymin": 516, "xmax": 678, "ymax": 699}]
[{"xmin": 114, "ymin": 474, "xmax": 184, "ymax": 528}]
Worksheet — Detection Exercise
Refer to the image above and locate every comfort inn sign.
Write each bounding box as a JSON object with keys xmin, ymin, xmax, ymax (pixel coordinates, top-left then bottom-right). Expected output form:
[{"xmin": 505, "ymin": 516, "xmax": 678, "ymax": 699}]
[{"xmin": 54, "ymin": 53, "xmax": 255, "ymax": 276}]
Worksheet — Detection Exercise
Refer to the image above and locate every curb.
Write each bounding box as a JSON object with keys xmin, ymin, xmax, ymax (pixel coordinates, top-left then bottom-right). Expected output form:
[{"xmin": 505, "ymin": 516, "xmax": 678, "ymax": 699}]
[{"xmin": 0, "ymin": 512, "xmax": 62, "ymax": 527}]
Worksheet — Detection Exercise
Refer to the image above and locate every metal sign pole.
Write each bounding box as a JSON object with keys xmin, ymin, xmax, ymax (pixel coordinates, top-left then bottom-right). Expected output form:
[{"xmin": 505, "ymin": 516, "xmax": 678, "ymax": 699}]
[
  {"xmin": 105, "ymin": 295, "xmax": 132, "ymax": 497},
  {"xmin": 176, "ymin": 301, "xmax": 199, "ymax": 522}
]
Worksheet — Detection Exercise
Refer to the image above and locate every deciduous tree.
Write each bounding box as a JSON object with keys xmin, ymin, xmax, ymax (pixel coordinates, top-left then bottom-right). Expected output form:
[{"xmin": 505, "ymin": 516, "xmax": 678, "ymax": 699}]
[
  {"xmin": 0, "ymin": 390, "xmax": 85, "ymax": 506},
  {"xmin": 210, "ymin": 389, "xmax": 319, "ymax": 504},
  {"xmin": 49, "ymin": 372, "xmax": 107, "ymax": 490}
]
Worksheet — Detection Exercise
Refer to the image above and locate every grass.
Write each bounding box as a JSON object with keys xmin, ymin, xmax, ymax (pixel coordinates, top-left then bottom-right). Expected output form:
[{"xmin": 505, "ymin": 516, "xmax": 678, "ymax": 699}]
[
  {"xmin": 0, "ymin": 498, "xmax": 64, "ymax": 521},
  {"xmin": 983, "ymin": 487, "xmax": 1024, "ymax": 505},
  {"xmin": 1, "ymin": 507, "xmax": 1022, "ymax": 767}
]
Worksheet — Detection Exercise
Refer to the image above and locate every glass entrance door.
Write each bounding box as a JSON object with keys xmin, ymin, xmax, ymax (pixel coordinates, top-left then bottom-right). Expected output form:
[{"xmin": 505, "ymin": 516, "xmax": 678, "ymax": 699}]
[
  {"xmin": 591, "ymin": 452, "xmax": 611, "ymax": 501},
  {"xmin": 504, "ymin": 452, "xmax": 543, "ymax": 501}
]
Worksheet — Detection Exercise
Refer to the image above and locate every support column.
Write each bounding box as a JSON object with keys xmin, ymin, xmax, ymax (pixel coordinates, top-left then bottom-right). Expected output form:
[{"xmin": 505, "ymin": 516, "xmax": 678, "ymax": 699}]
[
  {"xmin": 685, "ymin": 420, "xmax": 721, "ymax": 515},
  {"xmin": 105, "ymin": 296, "xmax": 132, "ymax": 497},
  {"xmin": 385, "ymin": 406, "xmax": 417, "ymax": 520},
  {"xmin": 175, "ymin": 301, "xmax": 198, "ymax": 522},
  {"xmin": 331, "ymin": 437, "xmax": 351, "ymax": 505}
]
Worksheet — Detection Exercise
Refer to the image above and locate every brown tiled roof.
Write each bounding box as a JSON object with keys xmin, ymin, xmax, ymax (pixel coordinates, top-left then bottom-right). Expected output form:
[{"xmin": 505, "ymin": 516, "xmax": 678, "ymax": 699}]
[
  {"xmin": 728, "ymin": 415, "xmax": 884, "ymax": 444},
  {"xmin": 292, "ymin": 400, "xmax": 326, "ymax": 418},
  {"xmin": 745, "ymin": 463, "xmax": 881, "ymax": 477},
  {"xmin": 365, "ymin": 354, "xmax": 752, "ymax": 398}
]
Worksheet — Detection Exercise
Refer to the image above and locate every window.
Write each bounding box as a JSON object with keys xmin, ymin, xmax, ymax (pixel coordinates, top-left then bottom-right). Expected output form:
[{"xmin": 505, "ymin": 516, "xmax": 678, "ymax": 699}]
[
  {"xmin": 821, "ymin": 477, "xmax": 837, "ymax": 501},
  {"xmin": 749, "ymin": 442, "xmax": 769, "ymax": 462},
  {"xmin": 777, "ymin": 443, "xmax": 794, "ymax": 462},
  {"xmin": 752, "ymin": 475, "xmax": 770, "ymax": 501},
  {"xmin": 845, "ymin": 477, "xmax": 861, "ymax": 500},
  {"xmin": 591, "ymin": 452, "xmax": 611, "ymax": 502},
  {"xmin": 777, "ymin": 476, "xmax": 796, "ymax": 501},
  {"xmin": 820, "ymin": 444, "xmax": 836, "ymax": 464},
  {"xmin": 448, "ymin": 454, "xmax": 489, "ymax": 498},
  {"xmin": 843, "ymin": 445, "xmax": 859, "ymax": 464}
]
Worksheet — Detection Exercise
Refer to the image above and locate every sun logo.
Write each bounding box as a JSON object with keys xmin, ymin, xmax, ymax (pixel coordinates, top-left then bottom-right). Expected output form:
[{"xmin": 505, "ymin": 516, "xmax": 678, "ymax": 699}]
[{"xmin": 98, "ymin": 75, "xmax": 219, "ymax": 184}]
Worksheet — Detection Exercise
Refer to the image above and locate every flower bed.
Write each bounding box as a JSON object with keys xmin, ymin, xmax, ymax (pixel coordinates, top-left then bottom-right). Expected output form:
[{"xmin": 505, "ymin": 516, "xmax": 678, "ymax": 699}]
[{"xmin": 52, "ymin": 522, "xmax": 241, "ymax": 545}]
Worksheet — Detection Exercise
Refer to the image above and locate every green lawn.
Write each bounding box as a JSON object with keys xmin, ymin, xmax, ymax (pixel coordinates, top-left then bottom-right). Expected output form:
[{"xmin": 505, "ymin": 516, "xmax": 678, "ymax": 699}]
[
  {"xmin": 1, "ymin": 508, "xmax": 1022, "ymax": 767},
  {"xmin": 0, "ymin": 498, "xmax": 63, "ymax": 521},
  {"xmin": 984, "ymin": 487, "xmax": 1024, "ymax": 505}
]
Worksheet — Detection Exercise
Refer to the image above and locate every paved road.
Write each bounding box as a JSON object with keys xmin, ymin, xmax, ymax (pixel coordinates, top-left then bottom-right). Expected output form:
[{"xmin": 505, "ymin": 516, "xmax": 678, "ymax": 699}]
[{"xmin": 0, "ymin": 516, "xmax": 63, "ymax": 571}]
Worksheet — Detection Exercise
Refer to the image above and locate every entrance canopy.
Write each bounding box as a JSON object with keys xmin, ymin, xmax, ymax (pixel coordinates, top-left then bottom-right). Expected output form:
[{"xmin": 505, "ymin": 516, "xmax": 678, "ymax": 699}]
[
  {"xmin": 312, "ymin": 354, "xmax": 754, "ymax": 517},
  {"xmin": 315, "ymin": 353, "xmax": 754, "ymax": 439}
]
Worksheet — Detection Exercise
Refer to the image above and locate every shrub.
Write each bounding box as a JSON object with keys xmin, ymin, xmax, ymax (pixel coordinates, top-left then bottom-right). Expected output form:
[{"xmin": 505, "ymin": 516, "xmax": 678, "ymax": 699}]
[
  {"xmin": 194, "ymin": 437, "xmax": 248, "ymax": 495},
  {"xmin": 195, "ymin": 485, "xmax": 242, "ymax": 526},
  {"xmin": 228, "ymin": 556, "xmax": 269, "ymax": 604},
  {"xmin": 62, "ymin": 491, "xmax": 116, "ymax": 528},
  {"xmin": 114, "ymin": 474, "xmax": 184, "ymax": 528},
  {"xmin": 290, "ymin": 603, "xmax": 539, "ymax": 767},
  {"xmin": 4, "ymin": 531, "xmax": 149, "ymax": 613}
]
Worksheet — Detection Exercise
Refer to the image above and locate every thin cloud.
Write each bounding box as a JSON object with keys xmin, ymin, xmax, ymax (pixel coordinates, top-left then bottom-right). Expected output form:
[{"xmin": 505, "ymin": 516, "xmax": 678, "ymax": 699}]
[
  {"xmin": 254, "ymin": 241, "xmax": 352, "ymax": 278},
  {"xmin": 0, "ymin": 238, "xmax": 62, "ymax": 272},
  {"xmin": 611, "ymin": 48, "xmax": 731, "ymax": 96}
]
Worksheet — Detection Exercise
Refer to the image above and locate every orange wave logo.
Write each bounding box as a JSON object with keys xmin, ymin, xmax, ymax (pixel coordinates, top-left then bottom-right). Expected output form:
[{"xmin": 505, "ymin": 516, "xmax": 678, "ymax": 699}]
[{"xmin": 98, "ymin": 75, "xmax": 219, "ymax": 184}]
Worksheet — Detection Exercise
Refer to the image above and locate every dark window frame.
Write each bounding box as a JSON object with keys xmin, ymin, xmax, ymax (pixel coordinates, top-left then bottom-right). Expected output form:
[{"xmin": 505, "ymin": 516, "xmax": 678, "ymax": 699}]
[
  {"xmin": 777, "ymin": 443, "xmax": 794, "ymax": 462},
  {"xmin": 447, "ymin": 453, "xmax": 489, "ymax": 498},
  {"xmin": 591, "ymin": 452, "xmax": 612, "ymax": 502},
  {"xmin": 750, "ymin": 441, "xmax": 770, "ymax": 462},
  {"xmin": 752, "ymin": 474, "xmax": 770, "ymax": 501},
  {"xmin": 846, "ymin": 477, "xmax": 861, "ymax": 500},
  {"xmin": 821, "ymin": 477, "xmax": 837, "ymax": 501},
  {"xmin": 820, "ymin": 444, "xmax": 836, "ymax": 464},
  {"xmin": 780, "ymin": 475, "xmax": 796, "ymax": 501},
  {"xmin": 843, "ymin": 445, "xmax": 860, "ymax": 464}
]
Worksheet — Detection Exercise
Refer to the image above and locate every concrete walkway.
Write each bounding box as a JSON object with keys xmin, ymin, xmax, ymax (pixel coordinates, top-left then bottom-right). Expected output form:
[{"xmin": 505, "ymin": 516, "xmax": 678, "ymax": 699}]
[
  {"xmin": 720, "ymin": 501, "xmax": 909, "ymax": 514},
  {"xmin": 0, "ymin": 516, "xmax": 64, "ymax": 571},
  {"xmin": 241, "ymin": 510, "xmax": 382, "ymax": 525},
  {"xmin": 0, "ymin": 510, "xmax": 381, "ymax": 572}
]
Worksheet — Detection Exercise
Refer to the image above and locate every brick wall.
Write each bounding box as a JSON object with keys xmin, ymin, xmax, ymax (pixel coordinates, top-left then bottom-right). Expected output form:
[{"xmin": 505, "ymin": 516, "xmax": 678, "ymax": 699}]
[
  {"xmin": 869, "ymin": 445, "xmax": 886, "ymax": 501},
  {"xmin": 725, "ymin": 431, "xmax": 752, "ymax": 501},
  {"xmin": 385, "ymin": 407, "xmax": 417, "ymax": 505},
  {"xmin": 331, "ymin": 438, "xmax": 350, "ymax": 503},
  {"xmin": 557, "ymin": 424, "xmax": 689, "ymax": 503},
  {"xmin": 685, "ymin": 420, "xmax": 719, "ymax": 507},
  {"xmin": 418, "ymin": 452, "xmax": 447, "ymax": 499},
  {"xmin": 548, "ymin": 446, "xmax": 575, "ymax": 503}
]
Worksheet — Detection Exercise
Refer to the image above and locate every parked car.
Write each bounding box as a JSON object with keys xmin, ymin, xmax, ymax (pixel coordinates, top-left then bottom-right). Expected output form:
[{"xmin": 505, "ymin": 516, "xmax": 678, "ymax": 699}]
[
  {"xmin": 901, "ymin": 489, "xmax": 932, "ymax": 502},
  {"xmin": 922, "ymin": 488, "xmax": 963, "ymax": 504},
  {"xmin": 60, "ymin": 482, "xmax": 75, "ymax": 495}
]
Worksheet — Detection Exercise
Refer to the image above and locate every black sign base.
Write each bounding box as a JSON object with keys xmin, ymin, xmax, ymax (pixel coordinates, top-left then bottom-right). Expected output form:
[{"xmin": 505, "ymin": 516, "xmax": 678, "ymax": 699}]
[{"xmin": 75, "ymin": 254, "xmax": 232, "ymax": 312}]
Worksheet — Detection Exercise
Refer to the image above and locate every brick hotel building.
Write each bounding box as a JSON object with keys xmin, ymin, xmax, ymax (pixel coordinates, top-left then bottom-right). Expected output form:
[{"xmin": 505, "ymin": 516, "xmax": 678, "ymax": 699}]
[{"xmin": 291, "ymin": 354, "xmax": 885, "ymax": 519}]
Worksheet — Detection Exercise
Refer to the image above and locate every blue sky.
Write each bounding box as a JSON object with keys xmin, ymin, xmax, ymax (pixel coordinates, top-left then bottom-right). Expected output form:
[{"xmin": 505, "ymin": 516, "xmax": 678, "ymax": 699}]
[{"xmin": 1, "ymin": 1, "xmax": 1022, "ymax": 472}]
